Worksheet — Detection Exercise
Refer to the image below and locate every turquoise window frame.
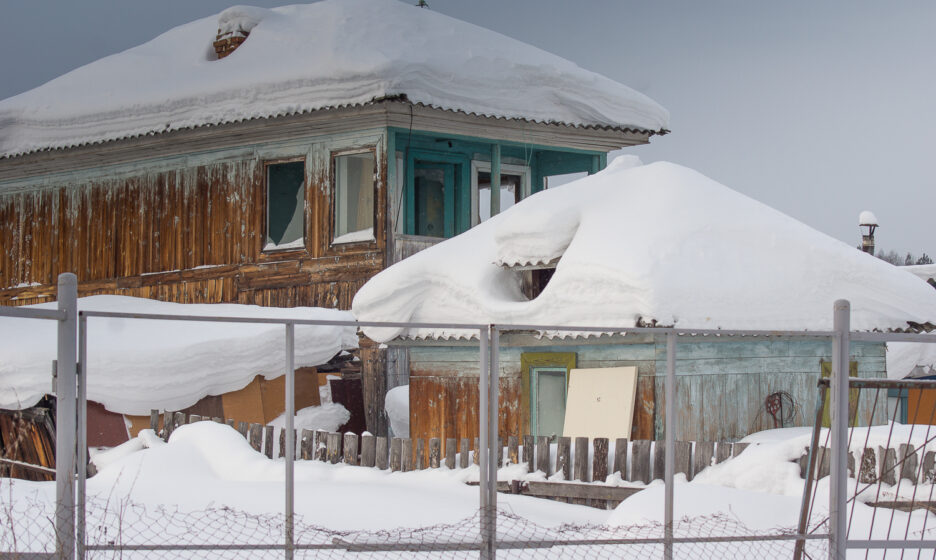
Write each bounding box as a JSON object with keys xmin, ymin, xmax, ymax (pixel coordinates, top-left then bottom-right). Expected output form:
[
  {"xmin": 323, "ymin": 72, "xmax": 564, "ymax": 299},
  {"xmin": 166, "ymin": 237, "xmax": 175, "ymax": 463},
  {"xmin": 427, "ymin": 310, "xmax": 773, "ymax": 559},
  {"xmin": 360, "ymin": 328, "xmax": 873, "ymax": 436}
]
[{"xmin": 404, "ymin": 149, "xmax": 470, "ymax": 237}]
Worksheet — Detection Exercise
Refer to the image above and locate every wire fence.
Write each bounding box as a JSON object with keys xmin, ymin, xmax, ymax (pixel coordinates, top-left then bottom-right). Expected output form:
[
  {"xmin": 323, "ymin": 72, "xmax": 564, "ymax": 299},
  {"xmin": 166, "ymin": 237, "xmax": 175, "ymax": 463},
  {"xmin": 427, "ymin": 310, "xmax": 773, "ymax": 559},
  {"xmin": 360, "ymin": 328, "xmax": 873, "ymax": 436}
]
[{"xmin": 1, "ymin": 495, "xmax": 830, "ymax": 559}]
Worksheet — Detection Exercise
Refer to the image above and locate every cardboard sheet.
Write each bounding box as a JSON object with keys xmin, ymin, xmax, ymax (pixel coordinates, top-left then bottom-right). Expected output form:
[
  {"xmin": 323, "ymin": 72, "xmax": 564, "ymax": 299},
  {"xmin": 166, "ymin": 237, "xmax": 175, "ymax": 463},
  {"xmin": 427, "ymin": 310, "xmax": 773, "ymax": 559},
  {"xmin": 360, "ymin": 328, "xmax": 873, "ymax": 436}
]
[{"xmin": 562, "ymin": 366, "xmax": 638, "ymax": 440}]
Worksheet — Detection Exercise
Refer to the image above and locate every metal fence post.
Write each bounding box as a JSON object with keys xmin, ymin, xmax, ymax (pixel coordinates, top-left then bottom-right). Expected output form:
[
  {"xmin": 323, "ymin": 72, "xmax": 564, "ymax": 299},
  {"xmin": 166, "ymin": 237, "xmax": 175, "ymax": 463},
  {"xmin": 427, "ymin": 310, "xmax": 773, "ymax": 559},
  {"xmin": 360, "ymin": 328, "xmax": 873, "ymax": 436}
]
[
  {"xmin": 284, "ymin": 323, "xmax": 295, "ymax": 560},
  {"xmin": 488, "ymin": 326, "xmax": 500, "ymax": 558},
  {"xmin": 76, "ymin": 313, "xmax": 88, "ymax": 560},
  {"xmin": 830, "ymin": 300, "xmax": 850, "ymax": 559},
  {"xmin": 664, "ymin": 332, "xmax": 676, "ymax": 560},
  {"xmin": 478, "ymin": 325, "xmax": 491, "ymax": 560},
  {"xmin": 55, "ymin": 273, "xmax": 78, "ymax": 560}
]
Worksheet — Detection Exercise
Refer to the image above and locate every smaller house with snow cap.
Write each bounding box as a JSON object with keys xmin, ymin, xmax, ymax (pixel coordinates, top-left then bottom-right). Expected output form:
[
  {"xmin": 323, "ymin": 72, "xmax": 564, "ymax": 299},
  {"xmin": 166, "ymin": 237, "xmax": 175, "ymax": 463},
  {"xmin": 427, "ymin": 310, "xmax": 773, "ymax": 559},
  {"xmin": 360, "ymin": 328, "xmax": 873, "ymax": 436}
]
[
  {"xmin": 351, "ymin": 157, "xmax": 936, "ymax": 443},
  {"xmin": 0, "ymin": 0, "xmax": 667, "ymax": 436}
]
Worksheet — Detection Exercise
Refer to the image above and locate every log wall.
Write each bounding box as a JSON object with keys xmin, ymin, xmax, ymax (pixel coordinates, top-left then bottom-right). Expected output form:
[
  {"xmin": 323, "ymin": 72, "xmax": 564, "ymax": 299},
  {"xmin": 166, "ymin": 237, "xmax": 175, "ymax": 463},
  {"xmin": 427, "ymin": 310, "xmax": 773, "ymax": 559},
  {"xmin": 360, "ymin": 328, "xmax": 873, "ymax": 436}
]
[{"xmin": 0, "ymin": 130, "xmax": 388, "ymax": 309}]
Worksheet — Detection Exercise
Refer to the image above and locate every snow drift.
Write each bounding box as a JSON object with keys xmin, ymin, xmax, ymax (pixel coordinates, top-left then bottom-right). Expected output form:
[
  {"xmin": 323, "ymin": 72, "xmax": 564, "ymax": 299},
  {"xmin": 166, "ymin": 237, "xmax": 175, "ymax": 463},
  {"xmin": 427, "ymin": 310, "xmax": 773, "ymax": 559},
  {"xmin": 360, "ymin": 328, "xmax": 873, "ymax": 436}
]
[
  {"xmin": 0, "ymin": 0, "xmax": 668, "ymax": 158},
  {"xmin": 352, "ymin": 157, "xmax": 936, "ymax": 341},
  {"xmin": 0, "ymin": 296, "xmax": 358, "ymax": 415}
]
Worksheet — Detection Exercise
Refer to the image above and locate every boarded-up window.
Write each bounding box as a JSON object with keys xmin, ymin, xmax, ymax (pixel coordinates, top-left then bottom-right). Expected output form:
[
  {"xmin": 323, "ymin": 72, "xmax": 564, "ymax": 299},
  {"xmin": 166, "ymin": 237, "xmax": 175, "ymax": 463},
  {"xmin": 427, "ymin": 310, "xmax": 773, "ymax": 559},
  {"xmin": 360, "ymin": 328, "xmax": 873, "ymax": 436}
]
[
  {"xmin": 265, "ymin": 161, "xmax": 305, "ymax": 250},
  {"xmin": 334, "ymin": 152, "xmax": 376, "ymax": 244}
]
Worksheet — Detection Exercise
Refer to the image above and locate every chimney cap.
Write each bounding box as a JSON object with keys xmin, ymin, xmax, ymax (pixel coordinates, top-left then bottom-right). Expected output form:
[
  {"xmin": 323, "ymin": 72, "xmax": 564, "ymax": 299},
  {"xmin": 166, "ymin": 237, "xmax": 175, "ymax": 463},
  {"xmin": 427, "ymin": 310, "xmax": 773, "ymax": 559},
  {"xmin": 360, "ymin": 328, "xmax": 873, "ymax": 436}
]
[{"xmin": 859, "ymin": 210, "xmax": 879, "ymax": 227}]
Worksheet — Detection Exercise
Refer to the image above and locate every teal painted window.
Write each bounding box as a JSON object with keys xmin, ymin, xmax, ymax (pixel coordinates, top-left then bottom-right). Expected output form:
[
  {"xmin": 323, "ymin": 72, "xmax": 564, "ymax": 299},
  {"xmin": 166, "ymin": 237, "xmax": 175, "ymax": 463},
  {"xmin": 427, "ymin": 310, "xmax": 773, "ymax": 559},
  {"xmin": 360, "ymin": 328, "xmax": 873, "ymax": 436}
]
[
  {"xmin": 334, "ymin": 151, "xmax": 376, "ymax": 244},
  {"xmin": 265, "ymin": 160, "xmax": 305, "ymax": 250},
  {"xmin": 531, "ymin": 366, "xmax": 568, "ymax": 438},
  {"xmin": 405, "ymin": 150, "xmax": 467, "ymax": 238}
]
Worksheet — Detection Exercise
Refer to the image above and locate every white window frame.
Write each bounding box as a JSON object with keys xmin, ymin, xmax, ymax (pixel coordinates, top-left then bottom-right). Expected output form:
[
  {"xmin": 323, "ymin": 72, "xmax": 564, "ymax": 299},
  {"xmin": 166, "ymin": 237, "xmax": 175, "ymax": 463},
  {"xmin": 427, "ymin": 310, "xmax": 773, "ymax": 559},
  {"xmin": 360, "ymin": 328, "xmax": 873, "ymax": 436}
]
[{"xmin": 470, "ymin": 161, "xmax": 531, "ymax": 226}]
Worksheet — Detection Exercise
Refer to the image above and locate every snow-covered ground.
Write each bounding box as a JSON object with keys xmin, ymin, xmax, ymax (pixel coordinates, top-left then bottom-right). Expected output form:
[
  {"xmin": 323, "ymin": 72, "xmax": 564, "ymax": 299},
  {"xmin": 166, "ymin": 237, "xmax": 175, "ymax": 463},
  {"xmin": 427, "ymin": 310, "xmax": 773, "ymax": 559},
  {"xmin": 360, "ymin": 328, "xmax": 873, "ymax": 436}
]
[{"xmin": 2, "ymin": 421, "xmax": 933, "ymax": 557}]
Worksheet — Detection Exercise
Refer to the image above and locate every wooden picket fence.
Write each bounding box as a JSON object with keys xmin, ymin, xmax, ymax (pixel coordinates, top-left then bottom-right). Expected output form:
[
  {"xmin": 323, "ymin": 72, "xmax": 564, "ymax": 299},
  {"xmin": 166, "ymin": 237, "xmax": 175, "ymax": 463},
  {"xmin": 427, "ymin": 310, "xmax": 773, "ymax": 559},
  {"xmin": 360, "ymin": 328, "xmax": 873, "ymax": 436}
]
[{"xmin": 150, "ymin": 411, "xmax": 936, "ymax": 510}]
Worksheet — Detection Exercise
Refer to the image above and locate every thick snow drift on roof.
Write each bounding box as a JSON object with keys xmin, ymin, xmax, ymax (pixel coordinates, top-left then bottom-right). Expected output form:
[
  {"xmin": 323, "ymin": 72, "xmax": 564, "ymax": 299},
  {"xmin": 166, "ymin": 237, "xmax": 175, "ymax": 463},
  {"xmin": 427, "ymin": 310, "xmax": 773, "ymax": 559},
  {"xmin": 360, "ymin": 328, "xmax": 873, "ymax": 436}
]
[
  {"xmin": 0, "ymin": 296, "xmax": 357, "ymax": 415},
  {"xmin": 352, "ymin": 158, "xmax": 936, "ymax": 341},
  {"xmin": 0, "ymin": 0, "xmax": 668, "ymax": 158},
  {"xmin": 886, "ymin": 342, "xmax": 936, "ymax": 380},
  {"xmin": 904, "ymin": 263, "xmax": 936, "ymax": 283}
]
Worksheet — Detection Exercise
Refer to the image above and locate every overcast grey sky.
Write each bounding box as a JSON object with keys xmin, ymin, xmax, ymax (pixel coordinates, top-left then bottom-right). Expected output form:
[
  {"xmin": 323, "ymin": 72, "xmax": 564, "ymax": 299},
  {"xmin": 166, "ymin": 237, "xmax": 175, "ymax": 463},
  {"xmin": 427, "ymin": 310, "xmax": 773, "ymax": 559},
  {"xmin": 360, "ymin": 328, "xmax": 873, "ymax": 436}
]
[{"xmin": 1, "ymin": 1, "xmax": 932, "ymax": 257}]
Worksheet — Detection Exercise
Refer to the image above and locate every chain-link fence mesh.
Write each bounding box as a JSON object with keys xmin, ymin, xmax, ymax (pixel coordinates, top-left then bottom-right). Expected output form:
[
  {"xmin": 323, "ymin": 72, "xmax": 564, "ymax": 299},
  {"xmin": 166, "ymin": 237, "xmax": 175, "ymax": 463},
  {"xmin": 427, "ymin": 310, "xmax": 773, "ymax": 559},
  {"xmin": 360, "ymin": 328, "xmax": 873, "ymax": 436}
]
[{"xmin": 1, "ymin": 495, "xmax": 830, "ymax": 559}]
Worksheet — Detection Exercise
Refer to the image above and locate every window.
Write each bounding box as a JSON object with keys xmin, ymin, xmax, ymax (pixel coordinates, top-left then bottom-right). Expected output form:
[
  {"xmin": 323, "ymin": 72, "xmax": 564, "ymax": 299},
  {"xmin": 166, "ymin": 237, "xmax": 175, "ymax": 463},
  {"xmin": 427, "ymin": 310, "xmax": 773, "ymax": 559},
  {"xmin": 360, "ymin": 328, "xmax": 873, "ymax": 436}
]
[
  {"xmin": 520, "ymin": 352, "xmax": 576, "ymax": 438},
  {"xmin": 542, "ymin": 171, "xmax": 587, "ymax": 190},
  {"xmin": 404, "ymin": 151, "xmax": 465, "ymax": 238},
  {"xmin": 333, "ymin": 151, "xmax": 376, "ymax": 244},
  {"xmin": 265, "ymin": 160, "xmax": 305, "ymax": 251},
  {"xmin": 471, "ymin": 162, "xmax": 531, "ymax": 226}
]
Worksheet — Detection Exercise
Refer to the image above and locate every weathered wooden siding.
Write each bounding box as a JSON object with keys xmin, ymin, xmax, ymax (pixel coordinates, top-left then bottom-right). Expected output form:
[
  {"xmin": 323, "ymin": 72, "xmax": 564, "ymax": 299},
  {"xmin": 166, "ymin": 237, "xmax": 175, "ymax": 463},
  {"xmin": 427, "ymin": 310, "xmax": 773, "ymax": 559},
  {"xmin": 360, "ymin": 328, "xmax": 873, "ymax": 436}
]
[
  {"xmin": 0, "ymin": 131, "xmax": 387, "ymax": 309},
  {"xmin": 405, "ymin": 338, "xmax": 888, "ymax": 443}
]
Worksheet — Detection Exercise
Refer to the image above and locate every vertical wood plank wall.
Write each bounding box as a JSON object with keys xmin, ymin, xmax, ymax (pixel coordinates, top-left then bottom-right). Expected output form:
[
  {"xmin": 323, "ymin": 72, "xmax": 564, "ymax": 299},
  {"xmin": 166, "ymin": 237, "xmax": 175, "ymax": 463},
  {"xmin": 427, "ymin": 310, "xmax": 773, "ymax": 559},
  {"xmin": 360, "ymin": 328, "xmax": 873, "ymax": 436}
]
[
  {"xmin": 0, "ymin": 132, "xmax": 387, "ymax": 309},
  {"xmin": 406, "ymin": 339, "xmax": 888, "ymax": 443}
]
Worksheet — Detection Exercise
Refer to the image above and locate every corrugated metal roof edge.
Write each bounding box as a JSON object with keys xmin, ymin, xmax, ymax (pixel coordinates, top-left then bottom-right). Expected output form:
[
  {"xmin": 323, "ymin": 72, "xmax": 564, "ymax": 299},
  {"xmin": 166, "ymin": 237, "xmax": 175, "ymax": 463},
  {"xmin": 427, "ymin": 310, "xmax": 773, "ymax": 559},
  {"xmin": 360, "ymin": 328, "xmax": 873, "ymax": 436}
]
[{"xmin": 0, "ymin": 96, "xmax": 669, "ymax": 160}]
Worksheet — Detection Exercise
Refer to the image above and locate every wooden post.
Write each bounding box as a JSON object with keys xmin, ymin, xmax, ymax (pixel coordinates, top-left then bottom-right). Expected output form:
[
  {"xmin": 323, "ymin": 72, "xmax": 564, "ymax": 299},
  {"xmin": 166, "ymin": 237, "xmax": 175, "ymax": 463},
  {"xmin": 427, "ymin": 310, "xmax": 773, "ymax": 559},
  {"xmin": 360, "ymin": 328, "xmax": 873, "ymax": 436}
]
[
  {"xmin": 653, "ymin": 441, "xmax": 665, "ymax": 481},
  {"xmin": 732, "ymin": 442, "xmax": 750, "ymax": 457},
  {"xmin": 593, "ymin": 438, "xmax": 609, "ymax": 483},
  {"xmin": 445, "ymin": 438, "xmax": 456, "ymax": 469},
  {"xmin": 693, "ymin": 441, "xmax": 715, "ymax": 478},
  {"xmin": 326, "ymin": 432, "xmax": 342, "ymax": 464},
  {"xmin": 300, "ymin": 429, "xmax": 314, "ymax": 460},
  {"xmin": 163, "ymin": 411, "xmax": 173, "ymax": 439},
  {"xmin": 573, "ymin": 437, "xmax": 588, "ymax": 482},
  {"xmin": 415, "ymin": 438, "xmax": 425, "ymax": 470},
  {"xmin": 248, "ymin": 423, "xmax": 262, "ymax": 452},
  {"xmin": 899, "ymin": 444, "xmax": 918, "ymax": 482},
  {"xmin": 556, "ymin": 437, "xmax": 571, "ymax": 481},
  {"xmin": 613, "ymin": 438, "xmax": 628, "ymax": 478},
  {"xmin": 401, "ymin": 438, "xmax": 413, "ymax": 472},
  {"xmin": 238, "ymin": 421, "xmax": 249, "ymax": 438},
  {"xmin": 507, "ymin": 436, "xmax": 519, "ymax": 465},
  {"xmin": 212, "ymin": 417, "xmax": 223, "ymax": 424},
  {"xmin": 150, "ymin": 410, "xmax": 159, "ymax": 433},
  {"xmin": 523, "ymin": 435, "xmax": 534, "ymax": 472},
  {"xmin": 278, "ymin": 428, "xmax": 286, "ymax": 458},
  {"xmin": 264, "ymin": 426, "xmax": 274, "ymax": 459},
  {"xmin": 923, "ymin": 451, "xmax": 936, "ymax": 483},
  {"xmin": 376, "ymin": 436, "xmax": 389, "ymax": 470},
  {"xmin": 460, "ymin": 438, "xmax": 470, "ymax": 469},
  {"xmin": 818, "ymin": 447, "xmax": 832, "ymax": 480},
  {"xmin": 675, "ymin": 441, "xmax": 691, "ymax": 479},
  {"xmin": 715, "ymin": 442, "xmax": 732, "ymax": 464},
  {"xmin": 361, "ymin": 434, "xmax": 376, "ymax": 468},
  {"xmin": 390, "ymin": 438, "xmax": 402, "ymax": 472},
  {"xmin": 343, "ymin": 433, "xmax": 359, "ymax": 466},
  {"xmin": 631, "ymin": 440, "xmax": 650, "ymax": 483},
  {"xmin": 429, "ymin": 438, "xmax": 441, "ymax": 468},
  {"xmin": 225, "ymin": 419, "xmax": 235, "ymax": 429},
  {"xmin": 536, "ymin": 436, "xmax": 551, "ymax": 476},
  {"xmin": 314, "ymin": 430, "xmax": 328, "ymax": 462},
  {"xmin": 858, "ymin": 448, "xmax": 877, "ymax": 484},
  {"xmin": 496, "ymin": 437, "xmax": 504, "ymax": 468},
  {"xmin": 174, "ymin": 411, "xmax": 186, "ymax": 432},
  {"xmin": 473, "ymin": 437, "xmax": 480, "ymax": 466},
  {"xmin": 189, "ymin": 414, "xmax": 202, "ymax": 424}
]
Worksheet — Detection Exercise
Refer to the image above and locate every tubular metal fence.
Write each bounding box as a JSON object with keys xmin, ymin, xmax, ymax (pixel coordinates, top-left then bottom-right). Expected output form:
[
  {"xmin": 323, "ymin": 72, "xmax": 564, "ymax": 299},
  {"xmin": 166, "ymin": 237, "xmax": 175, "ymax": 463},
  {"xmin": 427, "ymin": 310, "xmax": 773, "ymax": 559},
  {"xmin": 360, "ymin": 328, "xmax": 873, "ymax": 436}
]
[{"xmin": 2, "ymin": 273, "xmax": 936, "ymax": 559}]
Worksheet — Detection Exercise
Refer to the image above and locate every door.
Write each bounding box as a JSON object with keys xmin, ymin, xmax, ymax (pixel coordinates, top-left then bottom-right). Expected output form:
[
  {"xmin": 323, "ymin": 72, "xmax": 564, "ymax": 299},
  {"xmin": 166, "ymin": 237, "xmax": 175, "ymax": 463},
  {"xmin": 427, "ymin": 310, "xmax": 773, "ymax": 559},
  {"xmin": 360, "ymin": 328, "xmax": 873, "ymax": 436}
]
[
  {"xmin": 530, "ymin": 366, "xmax": 568, "ymax": 438},
  {"xmin": 413, "ymin": 162, "xmax": 455, "ymax": 238}
]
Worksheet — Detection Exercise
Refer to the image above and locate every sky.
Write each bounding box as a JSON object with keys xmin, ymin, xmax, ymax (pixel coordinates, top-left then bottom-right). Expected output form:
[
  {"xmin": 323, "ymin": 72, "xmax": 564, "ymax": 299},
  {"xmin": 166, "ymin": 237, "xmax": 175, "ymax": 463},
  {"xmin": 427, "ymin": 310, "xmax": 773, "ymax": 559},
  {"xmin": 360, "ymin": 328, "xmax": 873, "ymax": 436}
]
[{"xmin": 1, "ymin": 0, "xmax": 932, "ymax": 257}]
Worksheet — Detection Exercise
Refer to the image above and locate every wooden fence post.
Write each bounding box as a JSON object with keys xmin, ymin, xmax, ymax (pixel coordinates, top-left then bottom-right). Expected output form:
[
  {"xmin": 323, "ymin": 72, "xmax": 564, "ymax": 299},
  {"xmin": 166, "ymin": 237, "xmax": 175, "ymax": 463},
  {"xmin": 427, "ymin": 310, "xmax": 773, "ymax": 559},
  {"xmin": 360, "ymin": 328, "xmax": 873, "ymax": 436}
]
[
  {"xmin": 344, "ymin": 433, "xmax": 359, "ymax": 466},
  {"xmin": 264, "ymin": 426, "xmax": 274, "ymax": 459},
  {"xmin": 732, "ymin": 442, "xmax": 750, "ymax": 457},
  {"xmin": 557, "ymin": 437, "xmax": 571, "ymax": 480},
  {"xmin": 390, "ymin": 438, "xmax": 402, "ymax": 472},
  {"xmin": 693, "ymin": 441, "xmax": 714, "ymax": 478},
  {"xmin": 429, "ymin": 438, "xmax": 441, "ymax": 468},
  {"xmin": 631, "ymin": 440, "xmax": 650, "ymax": 484},
  {"xmin": 376, "ymin": 436, "xmax": 389, "ymax": 470},
  {"xmin": 613, "ymin": 438, "xmax": 628, "ymax": 478},
  {"xmin": 189, "ymin": 414, "xmax": 202, "ymax": 423},
  {"xmin": 573, "ymin": 437, "xmax": 588, "ymax": 482},
  {"xmin": 326, "ymin": 432, "xmax": 342, "ymax": 464},
  {"xmin": 415, "ymin": 439, "xmax": 425, "ymax": 470},
  {"xmin": 150, "ymin": 410, "xmax": 159, "ymax": 433},
  {"xmin": 675, "ymin": 441, "xmax": 691, "ymax": 480},
  {"xmin": 923, "ymin": 451, "xmax": 936, "ymax": 483},
  {"xmin": 361, "ymin": 434, "xmax": 376, "ymax": 468},
  {"xmin": 715, "ymin": 442, "xmax": 732, "ymax": 464},
  {"xmin": 300, "ymin": 429, "xmax": 314, "ymax": 460},
  {"xmin": 163, "ymin": 411, "xmax": 173, "ymax": 439},
  {"xmin": 507, "ymin": 436, "xmax": 519, "ymax": 465},
  {"xmin": 401, "ymin": 438, "xmax": 413, "ymax": 472},
  {"xmin": 899, "ymin": 444, "xmax": 918, "ymax": 482},
  {"xmin": 445, "ymin": 438, "xmax": 456, "ymax": 469},
  {"xmin": 173, "ymin": 412, "xmax": 186, "ymax": 433},
  {"xmin": 523, "ymin": 435, "xmax": 534, "ymax": 472},
  {"xmin": 473, "ymin": 437, "xmax": 480, "ymax": 466},
  {"xmin": 593, "ymin": 438, "xmax": 609, "ymax": 483},
  {"xmin": 460, "ymin": 438, "xmax": 470, "ymax": 469},
  {"xmin": 238, "ymin": 421, "xmax": 249, "ymax": 439},
  {"xmin": 537, "ymin": 436, "xmax": 551, "ymax": 476},
  {"xmin": 248, "ymin": 423, "xmax": 262, "ymax": 452},
  {"xmin": 858, "ymin": 448, "xmax": 876, "ymax": 484},
  {"xmin": 314, "ymin": 430, "xmax": 328, "ymax": 462}
]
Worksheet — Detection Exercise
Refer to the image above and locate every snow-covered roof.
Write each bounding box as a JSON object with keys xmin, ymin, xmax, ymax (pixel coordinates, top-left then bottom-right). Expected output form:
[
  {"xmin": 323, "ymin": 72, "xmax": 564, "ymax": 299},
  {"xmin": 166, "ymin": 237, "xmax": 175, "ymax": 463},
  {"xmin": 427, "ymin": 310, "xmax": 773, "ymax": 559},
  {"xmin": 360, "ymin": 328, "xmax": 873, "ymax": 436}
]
[
  {"xmin": 0, "ymin": 0, "xmax": 669, "ymax": 159},
  {"xmin": 886, "ymin": 342, "xmax": 936, "ymax": 380},
  {"xmin": 904, "ymin": 263, "xmax": 936, "ymax": 283},
  {"xmin": 0, "ymin": 296, "xmax": 358, "ymax": 415},
  {"xmin": 351, "ymin": 156, "xmax": 936, "ymax": 342}
]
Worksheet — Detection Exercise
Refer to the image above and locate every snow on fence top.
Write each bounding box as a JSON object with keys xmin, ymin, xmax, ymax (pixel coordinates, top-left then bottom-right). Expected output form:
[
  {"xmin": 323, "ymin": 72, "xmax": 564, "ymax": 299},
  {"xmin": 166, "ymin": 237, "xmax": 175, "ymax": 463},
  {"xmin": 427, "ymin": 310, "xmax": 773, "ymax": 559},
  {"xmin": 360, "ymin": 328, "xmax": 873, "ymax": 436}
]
[
  {"xmin": 351, "ymin": 157, "xmax": 936, "ymax": 342},
  {"xmin": 0, "ymin": 0, "xmax": 669, "ymax": 158},
  {"xmin": 0, "ymin": 296, "xmax": 358, "ymax": 415}
]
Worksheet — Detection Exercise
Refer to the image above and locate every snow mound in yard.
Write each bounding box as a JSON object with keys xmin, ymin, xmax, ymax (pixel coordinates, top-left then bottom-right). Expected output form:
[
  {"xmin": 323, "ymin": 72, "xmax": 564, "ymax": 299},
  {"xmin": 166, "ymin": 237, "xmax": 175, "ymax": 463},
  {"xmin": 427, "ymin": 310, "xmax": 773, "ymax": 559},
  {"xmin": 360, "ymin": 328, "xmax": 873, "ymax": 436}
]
[
  {"xmin": 352, "ymin": 158, "xmax": 936, "ymax": 341},
  {"xmin": 0, "ymin": 295, "xmax": 357, "ymax": 415},
  {"xmin": 0, "ymin": 0, "xmax": 668, "ymax": 158}
]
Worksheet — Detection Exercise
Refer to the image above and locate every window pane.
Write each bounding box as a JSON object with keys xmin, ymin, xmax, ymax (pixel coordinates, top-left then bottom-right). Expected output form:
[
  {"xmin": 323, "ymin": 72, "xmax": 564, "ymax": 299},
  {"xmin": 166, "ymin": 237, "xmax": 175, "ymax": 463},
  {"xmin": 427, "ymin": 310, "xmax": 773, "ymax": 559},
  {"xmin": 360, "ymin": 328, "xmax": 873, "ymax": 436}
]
[
  {"xmin": 535, "ymin": 368, "xmax": 567, "ymax": 438},
  {"xmin": 478, "ymin": 171, "xmax": 522, "ymax": 222},
  {"xmin": 266, "ymin": 161, "xmax": 305, "ymax": 249},
  {"xmin": 414, "ymin": 167, "xmax": 446, "ymax": 237},
  {"xmin": 334, "ymin": 153, "xmax": 375, "ymax": 244}
]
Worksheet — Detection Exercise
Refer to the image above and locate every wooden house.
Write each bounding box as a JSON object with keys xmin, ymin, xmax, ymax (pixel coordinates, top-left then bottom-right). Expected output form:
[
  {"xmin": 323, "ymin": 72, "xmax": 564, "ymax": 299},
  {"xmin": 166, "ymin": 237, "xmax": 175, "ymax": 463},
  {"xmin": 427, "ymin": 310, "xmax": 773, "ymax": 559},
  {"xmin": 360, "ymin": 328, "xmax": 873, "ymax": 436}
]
[
  {"xmin": 352, "ymin": 159, "xmax": 936, "ymax": 443},
  {"xmin": 0, "ymin": 1, "xmax": 668, "ymax": 437}
]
